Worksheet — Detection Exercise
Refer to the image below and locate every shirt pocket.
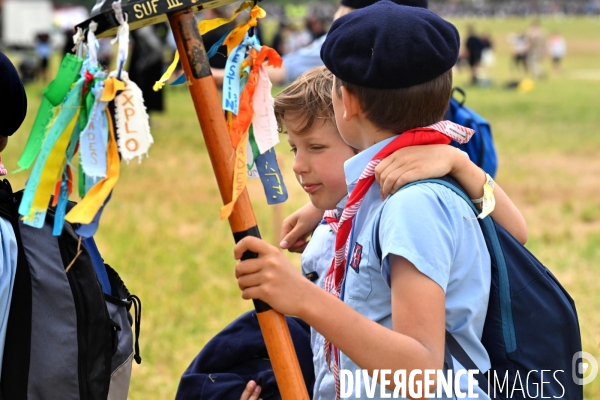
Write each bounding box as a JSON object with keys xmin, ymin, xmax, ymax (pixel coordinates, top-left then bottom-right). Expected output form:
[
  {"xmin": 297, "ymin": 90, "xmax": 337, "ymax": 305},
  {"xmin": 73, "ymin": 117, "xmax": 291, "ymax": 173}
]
[{"xmin": 345, "ymin": 240, "xmax": 372, "ymax": 301}]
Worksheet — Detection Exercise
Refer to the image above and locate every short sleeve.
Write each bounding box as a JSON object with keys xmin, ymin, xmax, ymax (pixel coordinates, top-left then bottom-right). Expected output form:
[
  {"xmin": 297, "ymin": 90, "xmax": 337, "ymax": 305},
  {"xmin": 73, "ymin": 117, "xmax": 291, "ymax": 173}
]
[{"xmin": 380, "ymin": 184, "xmax": 458, "ymax": 292}]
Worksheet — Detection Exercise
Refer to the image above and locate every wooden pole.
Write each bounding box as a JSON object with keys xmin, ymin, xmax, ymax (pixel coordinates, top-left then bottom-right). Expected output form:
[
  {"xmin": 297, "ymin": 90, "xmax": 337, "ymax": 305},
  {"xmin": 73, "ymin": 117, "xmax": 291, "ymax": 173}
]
[{"xmin": 167, "ymin": 9, "xmax": 309, "ymax": 400}]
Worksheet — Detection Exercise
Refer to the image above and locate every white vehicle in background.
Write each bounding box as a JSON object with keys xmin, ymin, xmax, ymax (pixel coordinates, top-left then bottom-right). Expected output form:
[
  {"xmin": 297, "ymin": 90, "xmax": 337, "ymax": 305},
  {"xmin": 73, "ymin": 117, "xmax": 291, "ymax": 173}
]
[
  {"xmin": 1, "ymin": 0, "xmax": 88, "ymax": 82},
  {"xmin": 1, "ymin": 0, "xmax": 54, "ymax": 48}
]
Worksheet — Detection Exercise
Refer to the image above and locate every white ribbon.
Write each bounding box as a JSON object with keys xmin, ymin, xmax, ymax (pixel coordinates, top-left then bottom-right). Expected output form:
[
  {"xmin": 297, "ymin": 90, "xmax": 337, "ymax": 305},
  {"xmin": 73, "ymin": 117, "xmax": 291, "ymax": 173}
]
[
  {"xmin": 113, "ymin": 71, "xmax": 154, "ymax": 163},
  {"xmin": 72, "ymin": 27, "xmax": 86, "ymax": 58},
  {"xmin": 80, "ymin": 81, "xmax": 108, "ymax": 178},
  {"xmin": 87, "ymin": 21, "xmax": 99, "ymax": 68},
  {"xmin": 111, "ymin": 0, "xmax": 129, "ymax": 77},
  {"xmin": 252, "ymin": 65, "xmax": 279, "ymax": 154}
]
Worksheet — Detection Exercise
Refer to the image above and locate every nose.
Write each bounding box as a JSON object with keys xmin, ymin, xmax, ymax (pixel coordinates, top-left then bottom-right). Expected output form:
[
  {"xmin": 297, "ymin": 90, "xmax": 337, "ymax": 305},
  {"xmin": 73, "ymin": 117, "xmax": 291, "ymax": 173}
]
[{"xmin": 292, "ymin": 149, "xmax": 309, "ymax": 176}]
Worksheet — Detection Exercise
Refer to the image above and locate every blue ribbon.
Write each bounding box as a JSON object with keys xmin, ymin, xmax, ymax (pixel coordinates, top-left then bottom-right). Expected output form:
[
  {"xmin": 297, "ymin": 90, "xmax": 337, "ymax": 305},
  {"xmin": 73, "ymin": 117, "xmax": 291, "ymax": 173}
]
[
  {"xmin": 255, "ymin": 148, "xmax": 288, "ymax": 205},
  {"xmin": 222, "ymin": 41, "xmax": 247, "ymax": 114}
]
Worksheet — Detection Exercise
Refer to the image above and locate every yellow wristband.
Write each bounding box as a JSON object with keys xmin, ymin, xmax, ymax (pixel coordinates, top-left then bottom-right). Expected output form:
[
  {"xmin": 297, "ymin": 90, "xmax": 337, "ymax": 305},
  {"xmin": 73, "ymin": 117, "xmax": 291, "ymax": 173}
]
[{"xmin": 475, "ymin": 172, "xmax": 495, "ymax": 219}]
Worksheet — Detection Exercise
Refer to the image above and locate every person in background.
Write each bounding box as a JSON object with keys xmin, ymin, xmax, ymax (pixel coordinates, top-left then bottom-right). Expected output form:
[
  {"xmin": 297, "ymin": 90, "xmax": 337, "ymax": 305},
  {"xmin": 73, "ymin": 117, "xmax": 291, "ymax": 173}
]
[
  {"xmin": 509, "ymin": 32, "xmax": 528, "ymax": 73},
  {"xmin": 465, "ymin": 25, "xmax": 484, "ymax": 84},
  {"xmin": 526, "ymin": 20, "xmax": 546, "ymax": 79},
  {"xmin": 547, "ymin": 31, "xmax": 566, "ymax": 73},
  {"xmin": 270, "ymin": 20, "xmax": 291, "ymax": 56},
  {"xmin": 306, "ymin": 14, "xmax": 328, "ymax": 41},
  {"xmin": 35, "ymin": 33, "xmax": 52, "ymax": 83},
  {"xmin": 129, "ymin": 24, "xmax": 168, "ymax": 114}
]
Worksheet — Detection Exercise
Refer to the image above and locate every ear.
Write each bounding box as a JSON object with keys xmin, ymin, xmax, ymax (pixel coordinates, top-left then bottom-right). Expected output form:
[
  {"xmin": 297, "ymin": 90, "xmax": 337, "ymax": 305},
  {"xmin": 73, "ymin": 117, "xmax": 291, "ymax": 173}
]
[{"xmin": 341, "ymin": 86, "xmax": 360, "ymax": 122}]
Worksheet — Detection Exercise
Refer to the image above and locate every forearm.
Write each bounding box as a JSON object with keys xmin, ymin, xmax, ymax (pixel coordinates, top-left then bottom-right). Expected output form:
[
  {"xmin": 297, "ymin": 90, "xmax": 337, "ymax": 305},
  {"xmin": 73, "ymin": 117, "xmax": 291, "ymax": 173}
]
[
  {"xmin": 298, "ymin": 285, "xmax": 440, "ymax": 390},
  {"xmin": 451, "ymin": 151, "xmax": 528, "ymax": 244}
]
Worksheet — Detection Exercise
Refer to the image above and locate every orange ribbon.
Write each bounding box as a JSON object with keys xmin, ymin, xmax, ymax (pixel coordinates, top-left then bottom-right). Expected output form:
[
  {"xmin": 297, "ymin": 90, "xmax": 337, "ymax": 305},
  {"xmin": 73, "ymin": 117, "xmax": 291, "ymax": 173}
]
[
  {"xmin": 223, "ymin": 6, "xmax": 267, "ymax": 55},
  {"xmin": 220, "ymin": 46, "xmax": 282, "ymax": 220}
]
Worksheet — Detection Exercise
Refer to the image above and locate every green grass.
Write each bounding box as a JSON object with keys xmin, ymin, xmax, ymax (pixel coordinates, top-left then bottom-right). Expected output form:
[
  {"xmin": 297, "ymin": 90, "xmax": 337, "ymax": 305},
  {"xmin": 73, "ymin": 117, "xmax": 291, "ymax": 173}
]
[{"xmin": 6, "ymin": 15, "xmax": 600, "ymax": 399}]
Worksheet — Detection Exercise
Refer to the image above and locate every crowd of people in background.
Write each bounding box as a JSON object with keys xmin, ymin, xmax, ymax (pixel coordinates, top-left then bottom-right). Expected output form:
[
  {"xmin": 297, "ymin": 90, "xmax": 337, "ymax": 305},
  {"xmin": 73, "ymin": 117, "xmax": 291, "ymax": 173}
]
[
  {"xmin": 507, "ymin": 22, "xmax": 566, "ymax": 79},
  {"xmin": 430, "ymin": 0, "xmax": 600, "ymax": 17},
  {"xmin": 455, "ymin": 20, "xmax": 567, "ymax": 86},
  {"xmin": 11, "ymin": 0, "xmax": 577, "ymax": 100}
]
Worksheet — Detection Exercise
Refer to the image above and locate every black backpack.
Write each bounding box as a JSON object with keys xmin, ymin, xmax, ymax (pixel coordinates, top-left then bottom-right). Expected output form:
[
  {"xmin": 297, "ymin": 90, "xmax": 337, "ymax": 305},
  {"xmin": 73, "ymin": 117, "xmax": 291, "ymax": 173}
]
[
  {"xmin": 376, "ymin": 177, "xmax": 583, "ymax": 399},
  {"xmin": 0, "ymin": 179, "xmax": 142, "ymax": 400}
]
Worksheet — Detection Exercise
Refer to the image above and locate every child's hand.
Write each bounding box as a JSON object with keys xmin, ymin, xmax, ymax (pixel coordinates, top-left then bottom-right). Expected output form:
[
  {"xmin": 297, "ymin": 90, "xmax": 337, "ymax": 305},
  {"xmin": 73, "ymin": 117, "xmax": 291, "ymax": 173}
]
[
  {"xmin": 235, "ymin": 237, "xmax": 313, "ymax": 316},
  {"xmin": 279, "ymin": 202, "xmax": 324, "ymax": 253},
  {"xmin": 240, "ymin": 380, "xmax": 262, "ymax": 400},
  {"xmin": 375, "ymin": 145, "xmax": 462, "ymax": 198}
]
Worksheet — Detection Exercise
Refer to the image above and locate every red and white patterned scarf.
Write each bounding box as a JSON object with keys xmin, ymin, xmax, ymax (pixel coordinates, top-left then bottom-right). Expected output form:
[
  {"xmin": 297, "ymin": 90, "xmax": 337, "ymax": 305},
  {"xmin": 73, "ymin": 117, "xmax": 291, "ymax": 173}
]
[{"xmin": 321, "ymin": 121, "xmax": 473, "ymax": 399}]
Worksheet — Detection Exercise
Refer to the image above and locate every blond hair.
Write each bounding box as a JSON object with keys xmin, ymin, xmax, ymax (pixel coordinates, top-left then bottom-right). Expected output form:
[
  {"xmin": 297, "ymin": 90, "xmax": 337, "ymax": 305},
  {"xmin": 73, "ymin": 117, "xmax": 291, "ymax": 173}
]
[{"xmin": 274, "ymin": 66, "xmax": 336, "ymax": 135}]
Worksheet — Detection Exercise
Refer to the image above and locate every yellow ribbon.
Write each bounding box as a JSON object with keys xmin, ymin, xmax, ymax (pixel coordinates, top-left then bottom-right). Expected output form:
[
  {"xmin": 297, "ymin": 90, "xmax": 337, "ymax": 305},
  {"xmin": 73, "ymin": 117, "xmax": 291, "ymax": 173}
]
[
  {"xmin": 220, "ymin": 130, "xmax": 248, "ymax": 220},
  {"xmin": 27, "ymin": 106, "xmax": 80, "ymax": 218},
  {"xmin": 198, "ymin": 0, "xmax": 254, "ymax": 35},
  {"xmin": 153, "ymin": 51, "xmax": 180, "ymax": 91},
  {"xmin": 101, "ymin": 77, "xmax": 125, "ymax": 102},
  {"xmin": 223, "ymin": 5, "xmax": 267, "ymax": 55},
  {"xmin": 66, "ymin": 108, "xmax": 120, "ymax": 224}
]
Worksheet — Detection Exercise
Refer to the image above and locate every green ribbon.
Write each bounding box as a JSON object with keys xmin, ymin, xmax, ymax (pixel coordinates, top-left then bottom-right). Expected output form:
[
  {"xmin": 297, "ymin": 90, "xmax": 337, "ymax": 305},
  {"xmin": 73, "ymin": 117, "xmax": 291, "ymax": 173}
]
[
  {"xmin": 248, "ymin": 125, "xmax": 260, "ymax": 169},
  {"xmin": 79, "ymin": 163, "xmax": 86, "ymax": 198},
  {"xmin": 17, "ymin": 54, "xmax": 83, "ymax": 171}
]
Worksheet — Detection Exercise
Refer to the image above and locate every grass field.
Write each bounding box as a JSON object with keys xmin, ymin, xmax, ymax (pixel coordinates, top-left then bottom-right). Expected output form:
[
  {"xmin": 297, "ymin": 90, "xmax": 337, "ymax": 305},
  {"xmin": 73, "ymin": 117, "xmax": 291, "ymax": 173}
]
[{"xmin": 6, "ymin": 15, "xmax": 600, "ymax": 399}]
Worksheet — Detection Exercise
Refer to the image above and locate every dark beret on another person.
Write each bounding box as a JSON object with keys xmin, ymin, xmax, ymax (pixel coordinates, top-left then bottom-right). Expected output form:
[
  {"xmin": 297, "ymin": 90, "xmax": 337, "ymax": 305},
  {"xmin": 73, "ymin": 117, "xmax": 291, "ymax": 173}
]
[
  {"xmin": 341, "ymin": 0, "xmax": 428, "ymax": 9},
  {"xmin": 0, "ymin": 51, "xmax": 27, "ymax": 136},
  {"xmin": 321, "ymin": 0, "xmax": 460, "ymax": 89}
]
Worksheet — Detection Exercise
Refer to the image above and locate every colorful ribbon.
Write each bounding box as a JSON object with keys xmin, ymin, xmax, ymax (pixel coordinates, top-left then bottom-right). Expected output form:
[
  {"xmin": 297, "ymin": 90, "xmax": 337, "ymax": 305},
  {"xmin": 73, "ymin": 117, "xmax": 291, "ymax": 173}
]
[
  {"xmin": 220, "ymin": 45, "xmax": 282, "ymax": 219},
  {"xmin": 66, "ymin": 108, "xmax": 120, "ymax": 225},
  {"xmin": 19, "ymin": 78, "xmax": 86, "ymax": 226},
  {"xmin": 17, "ymin": 54, "xmax": 83, "ymax": 171},
  {"xmin": 222, "ymin": 5, "xmax": 266, "ymax": 55}
]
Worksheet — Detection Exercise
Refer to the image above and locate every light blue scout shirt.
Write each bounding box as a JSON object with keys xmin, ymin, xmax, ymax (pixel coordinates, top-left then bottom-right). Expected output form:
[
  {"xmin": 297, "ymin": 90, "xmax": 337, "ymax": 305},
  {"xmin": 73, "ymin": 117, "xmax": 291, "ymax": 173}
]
[
  {"xmin": 301, "ymin": 197, "xmax": 346, "ymax": 400},
  {"xmin": 0, "ymin": 215, "xmax": 18, "ymax": 377},
  {"xmin": 282, "ymin": 35, "xmax": 326, "ymax": 84},
  {"xmin": 336, "ymin": 137, "xmax": 492, "ymax": 399}
]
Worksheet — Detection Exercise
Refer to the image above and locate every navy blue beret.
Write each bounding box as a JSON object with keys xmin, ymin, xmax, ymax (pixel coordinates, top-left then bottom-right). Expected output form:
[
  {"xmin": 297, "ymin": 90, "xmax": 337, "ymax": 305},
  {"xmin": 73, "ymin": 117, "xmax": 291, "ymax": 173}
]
[
  {"xmin": 0, "ymin": 51, "xmax": 27, "ymax": 136},
  {"xmin": 321, "ymin": 0, "xmax": 459, "ymax": 89},
  {"xmin": 341, "ymin": 0, "xmax": 428, "ymax": 9}
]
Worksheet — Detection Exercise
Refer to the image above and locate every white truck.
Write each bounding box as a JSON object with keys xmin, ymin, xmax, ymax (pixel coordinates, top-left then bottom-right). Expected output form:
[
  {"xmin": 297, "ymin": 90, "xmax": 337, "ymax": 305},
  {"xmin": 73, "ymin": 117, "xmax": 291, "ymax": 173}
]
[{"xmin": 2, "ymin": 0, "xmax": 54, "ymax": 48}]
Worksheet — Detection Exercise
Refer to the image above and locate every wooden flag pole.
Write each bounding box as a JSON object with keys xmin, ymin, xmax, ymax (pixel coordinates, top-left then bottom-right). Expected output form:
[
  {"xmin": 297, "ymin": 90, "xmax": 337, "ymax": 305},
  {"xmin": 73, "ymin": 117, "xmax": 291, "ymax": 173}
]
[{"xmin": 167, "ymin": 8, "xmax": 309, "ymax": 400}]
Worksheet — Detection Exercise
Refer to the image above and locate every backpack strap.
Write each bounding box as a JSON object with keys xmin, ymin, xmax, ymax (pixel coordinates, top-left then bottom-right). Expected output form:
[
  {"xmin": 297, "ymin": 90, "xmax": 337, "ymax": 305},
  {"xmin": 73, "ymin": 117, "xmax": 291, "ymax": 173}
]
[
  {"xmin": 0, "ymin": 179, "xmax": 34, "ymax": 397},
  {"xmin": 445, "ymin": 331, "xmax": 490, "ymax": 394},
  {"xmin": 373, "ymin": 177, "xmax": 511, "ymax": 397},
  {"xmin": 0, "ymin": 179, "xmax": 17, "ymax": 222}
]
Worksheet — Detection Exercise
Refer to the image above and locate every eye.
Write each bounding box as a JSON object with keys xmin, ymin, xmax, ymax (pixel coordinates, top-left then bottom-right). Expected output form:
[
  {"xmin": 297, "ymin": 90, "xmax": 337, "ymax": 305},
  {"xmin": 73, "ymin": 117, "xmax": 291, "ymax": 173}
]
[
  {"xmin": 290, "ymin": 147, "xmax": 297, "ymax": 155},
  {"xmin": 310, "ymin": 145, "xmax": 324, "ymax": 151}
]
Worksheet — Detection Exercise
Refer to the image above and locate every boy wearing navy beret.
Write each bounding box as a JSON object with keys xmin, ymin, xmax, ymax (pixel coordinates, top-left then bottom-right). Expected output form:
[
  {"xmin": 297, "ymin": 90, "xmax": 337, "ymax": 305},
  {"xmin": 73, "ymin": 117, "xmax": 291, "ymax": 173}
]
[{"xmin": 235, "ymin": 3, "xmax": 496, "ymax": 399}]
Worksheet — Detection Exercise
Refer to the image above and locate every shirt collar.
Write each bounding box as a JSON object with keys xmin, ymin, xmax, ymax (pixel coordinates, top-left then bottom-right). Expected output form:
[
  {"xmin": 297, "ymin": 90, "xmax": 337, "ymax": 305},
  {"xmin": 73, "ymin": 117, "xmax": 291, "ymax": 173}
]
[
  {"xmin": 344, "ymin": 136, "xmax": 396, "ymax": 190},
  {"xmin": 335, "ymin": 195, "xmax": 348, "ymax": 219}
]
